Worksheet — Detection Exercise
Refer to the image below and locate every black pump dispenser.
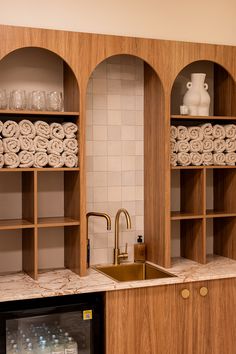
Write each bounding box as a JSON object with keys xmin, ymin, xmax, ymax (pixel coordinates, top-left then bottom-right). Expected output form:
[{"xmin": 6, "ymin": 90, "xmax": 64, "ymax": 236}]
[{"xmin": 137, "ymin": 235, "xmax": 143, "ymax": 243}]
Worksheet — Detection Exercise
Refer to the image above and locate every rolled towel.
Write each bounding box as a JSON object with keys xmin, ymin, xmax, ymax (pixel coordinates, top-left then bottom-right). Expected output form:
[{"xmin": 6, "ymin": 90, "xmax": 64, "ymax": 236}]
[
  {"xmin": 62, "ymin": 151, "xmax": 78, "ymax": 168},
  {"xmin": 34, "ymin": 152, "xmax": 48, "ymax": 168},
  {"xmin": 50, "ymin": 122, "xmax": 65, "ymax": 140},
  {"xmin": 4, "ymin": 152, "xmax": 20, "ymax": 168},
  {"xmin": 188, "ymin": 126, "xmax": 203, "ymax": 140},
  {"xmin": 176, "ymin": 140, "xmax": 190, "ymax": 153},
  {"xmin": 212, "ymin": 124, "xmax": 225, "ymax": 139},
  {"xmin": 63, "ymin": 138, "xmax": 78, "ymax": 154},
  {"xmin": 202, "ymin": 152, "xmax": 213, "ymax": 166},
  {"xmin": 19, "ymin": 136, "xmax": 35, "ymax": 152},
  {"xmin": 190, "ymin": 152, "xmax": 202, "ymax": 166},
  {"xmin": 202, "ymin": 138, "xmax": 214, "ymax": 152},
  {"xmin": 0, "ymin": 121, "xmax": 3, "ymax": 134},
  {"xmin": 0, "ymin": 153, "xmax": 3, "ymax": 168},
  {"xmin": 225, "ymin": 152, "xmax": 236, "ymax": 166},
  {"xmin": 34, "ymin": 136, "xmax": 49, "ymax": 152},
  {"xmin": 19, "ymin": 120, "xmax": 36, "ymax": 139},
  {"xmin": 225, "ymin": 139, "xmax": 236, "ymax": 153},
  {"xmin": 19, "ymin": 151, "xmax": 34, "ymax": 168},
  {"xmin": 213, "ymin": 139, "xmax": 226, "ymax": 153},
  {"xmin": 189, "ymin": 139, "xmax": 203, "ymax": 152},
  {"xmin": 177, "ymin": 152, "xmax": 191, "ymax": 166},
  {"xmin": 170, "ymin": 139, "xmax": 177, "ymax": 153},
  {"xmin": 170, "ymin": 126, "xmax": 178, "ymax": 140},
  {"xmin": 201, "ymin": 123, "xmax": 213, "ymax": 138},
  {"xmin": 48, "ymin": 153, "xmax": 64, "ymax": 168},
  {"xmin": 177, "ymin": 126, "xmax": 190, "ymax": 141},
  {"xmin": 35, "ymin": 121, "xmax": 50, "ymax": 138},
  {"xmin": 63, "ymin": 122, "xmax": 78, "ymax": 139},
  {"xmin": 47, "ymin": 138, "xmax": 64, "ymax": 155},
  {"xmin": 213, "ymin": 153, "xmax": 225, "ymax": 166},
  {"xmin": 3, "ymin": 138, "xmax": 20, "ymax": 153},
  {"xmin": 224, "ymin": 124, "xmax": 236, "ymax": 139},
  {"xmin": 0, "ymin": 140, "xmax": 3, "ymax": 154},
  {"xmin": 170, "ymin": 153, "xmax": 177, "ymax": 167},
  {"xmin": 2, "ymin": 121, "xmax": 20, "ymax": 138}
]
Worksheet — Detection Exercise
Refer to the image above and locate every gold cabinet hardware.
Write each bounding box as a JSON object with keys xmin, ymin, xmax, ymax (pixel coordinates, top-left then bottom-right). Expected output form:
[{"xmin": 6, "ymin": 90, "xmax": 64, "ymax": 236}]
[
  {"xmin": 181, "ymin": 289, "xmax": 190, "ymax": 299},
  {"xmin": 199, "ymin": 286, "xmax": 208, "ymax": 297}
]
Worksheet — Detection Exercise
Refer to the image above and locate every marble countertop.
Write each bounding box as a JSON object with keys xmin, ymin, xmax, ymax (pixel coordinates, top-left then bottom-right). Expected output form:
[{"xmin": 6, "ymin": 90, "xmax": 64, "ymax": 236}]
[{"xmin": 0, "ymin": 255, "xmax": 236, "ymax": 303}]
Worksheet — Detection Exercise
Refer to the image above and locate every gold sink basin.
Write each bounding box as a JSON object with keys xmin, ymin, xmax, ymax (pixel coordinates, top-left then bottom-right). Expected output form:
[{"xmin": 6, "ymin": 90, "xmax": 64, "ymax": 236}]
[{"xmin": 95, "ymin": 262, "xmax": 176, "ymax": 282}]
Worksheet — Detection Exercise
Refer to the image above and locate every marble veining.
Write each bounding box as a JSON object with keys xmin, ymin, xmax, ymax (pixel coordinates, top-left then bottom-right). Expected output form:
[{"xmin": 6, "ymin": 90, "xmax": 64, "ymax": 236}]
[{"xmin": 0, "ymin": 255, "xmax": 236, "ymax": 303}]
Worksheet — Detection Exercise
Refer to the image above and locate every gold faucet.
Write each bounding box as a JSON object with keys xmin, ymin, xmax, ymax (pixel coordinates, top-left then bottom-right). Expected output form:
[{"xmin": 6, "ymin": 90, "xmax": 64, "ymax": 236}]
[
  {"xmin": 114, "ymin": 208, "xmax": 131, "ymax": 265},
  {"xmin": 86, "ymin": 212, "xmax": 111, "ymax": 267}
]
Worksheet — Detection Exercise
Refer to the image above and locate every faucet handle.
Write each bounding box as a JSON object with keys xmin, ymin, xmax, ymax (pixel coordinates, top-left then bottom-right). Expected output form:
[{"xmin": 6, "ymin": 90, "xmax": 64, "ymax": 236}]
[{"xmin": 125, "ymin": 243, "xmax": 128, "ymax": 254}]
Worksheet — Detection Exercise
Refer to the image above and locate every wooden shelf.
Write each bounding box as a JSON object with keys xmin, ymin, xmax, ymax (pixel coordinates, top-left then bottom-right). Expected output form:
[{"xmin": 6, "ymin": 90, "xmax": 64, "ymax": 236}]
[
  {"xmin": 171, "ymin": 115, "xmax": 236, "ymax": 120},
  {"xmin": 0, "ymin": 109, "xmax": 79, "ymax": 117},
  {"xmin": 172, "ymin": 166, "xmax": 236, "ymax": 170},
  {"xmin": 0, "ymin": 219, "xmax": 34, "ymax": 230},
  {"xmin": 0, "ymin": 168, "xmax": 80, "ymax": 172},
  {"xmin": 171, "ymin": 212, "xmax": 203, "ymax": 220},
  {"xmin": 37, "ymin": 217, "xmax": 80, "ymax": 228},
  {"xmin": 206, "ymin": 210, "xmax": 236, "ymax": 218}
]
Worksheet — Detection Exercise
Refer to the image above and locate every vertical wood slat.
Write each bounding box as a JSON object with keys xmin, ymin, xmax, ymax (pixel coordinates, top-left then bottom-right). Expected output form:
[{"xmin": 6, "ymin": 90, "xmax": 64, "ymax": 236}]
[
  {"xmin": 144, "ymin": 63, "xmax": 169, "ymax": 267},
  {"xmin": 22, "ymin": 171, "xmax": 38, "ymax": 279}
]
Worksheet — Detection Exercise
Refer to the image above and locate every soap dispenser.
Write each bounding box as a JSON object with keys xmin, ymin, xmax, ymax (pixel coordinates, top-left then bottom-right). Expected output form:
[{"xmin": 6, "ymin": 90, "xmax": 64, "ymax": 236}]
[{"xmin": 134, "ymin": 235, "xmax": 146, "ymax": 263}]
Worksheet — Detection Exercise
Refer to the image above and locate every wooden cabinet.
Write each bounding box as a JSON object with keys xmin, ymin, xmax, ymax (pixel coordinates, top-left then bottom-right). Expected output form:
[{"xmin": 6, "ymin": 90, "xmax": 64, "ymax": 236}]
[
  {"xmin": 0, "ymin": 24, "xmax": 236, "ymax": 274},
  {"xmin": 105, "ymin": 278, "xmax": 236, "ymax": 354}
]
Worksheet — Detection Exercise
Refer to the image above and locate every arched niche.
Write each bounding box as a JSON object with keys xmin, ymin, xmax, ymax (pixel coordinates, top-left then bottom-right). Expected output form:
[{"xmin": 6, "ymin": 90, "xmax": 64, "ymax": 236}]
[
  {"xmin": 171, "ymin": 60, "xmax": 235, "ymax": 117},
  {"xmin": 0, "ymin": 47, "xmax": 79, "ymax": 112},
  {"xmin": 85, "ymin": 54, "xmax": 167, "ymax": 267}
]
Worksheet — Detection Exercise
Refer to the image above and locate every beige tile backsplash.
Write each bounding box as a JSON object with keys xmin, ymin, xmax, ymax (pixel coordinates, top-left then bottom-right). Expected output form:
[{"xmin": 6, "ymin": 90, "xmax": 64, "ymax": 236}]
[{"xmin": 86, "ymin": 55, "xmax": 144, "ymax": 265}]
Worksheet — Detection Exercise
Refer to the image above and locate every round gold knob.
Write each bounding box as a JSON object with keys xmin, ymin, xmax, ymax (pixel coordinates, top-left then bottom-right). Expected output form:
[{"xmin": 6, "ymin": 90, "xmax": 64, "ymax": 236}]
[
  {"xmin": 181, "ymin": 289, "xmax": 190, "ymax": 299},
  {"xmin": 199, "ymin": 287, "xmax": 208, "ymax": 297}
]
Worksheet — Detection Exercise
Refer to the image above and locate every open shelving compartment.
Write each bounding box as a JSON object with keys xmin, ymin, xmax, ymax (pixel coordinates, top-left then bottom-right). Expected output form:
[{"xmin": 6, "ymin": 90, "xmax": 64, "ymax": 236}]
[
  {"xmin": 170, "ymin": 59, "xmax": 236, "ymax": 265},
  {"xmin": 0, "ymin": 47, "xmax": 82, "ymax": 279}
]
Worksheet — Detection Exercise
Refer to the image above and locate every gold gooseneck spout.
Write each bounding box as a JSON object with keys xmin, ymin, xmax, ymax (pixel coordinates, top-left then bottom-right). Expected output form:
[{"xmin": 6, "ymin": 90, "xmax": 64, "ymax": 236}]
[
  {"xmin": 86, "ymin": 212, "xmax": 112, "ymax": 268},
  {"xmin": 86, "ymin": 212, "xmax": 112, "ymax": 232},
  {"xmin": 114, "ymin": 208, "xmax": 131, "ymax": 265}
]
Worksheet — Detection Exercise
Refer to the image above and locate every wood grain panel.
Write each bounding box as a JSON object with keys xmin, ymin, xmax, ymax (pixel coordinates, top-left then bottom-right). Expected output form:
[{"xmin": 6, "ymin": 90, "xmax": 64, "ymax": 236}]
[
  {"xmin": 214, "ymin": 64, "xmax": 236, "ymax": 116},
  {"xmin": 105, "ymin": 284, "xmax": 192, "ymax": 354},
  {"xmin": 180, "ymin": 219, "xmax": 206, "ymax": 263},
  {"xmin": 22, "ymin": 171, "xmax": 35, "ymax": 223},
  {"xmin": 22, "ymin": 228, "xmax": 37, "ymax": 280},
  {"xmin": 144, "ymin": 63, "xmax": 169, "ymax": 267},
  {"xmin": 181, "ymin": 169, "xmax": 204, "ymax": 214},
  {"xmin": 214, "ymin": 217, "xmax": 236, "ymax": 259},
  {"xmin": 214, "ymin": 169, "xmax": 236, "ymax": 213},
  {"xmin": 192, "ymin": 278, "xmax": 236, "ymax": 354}
]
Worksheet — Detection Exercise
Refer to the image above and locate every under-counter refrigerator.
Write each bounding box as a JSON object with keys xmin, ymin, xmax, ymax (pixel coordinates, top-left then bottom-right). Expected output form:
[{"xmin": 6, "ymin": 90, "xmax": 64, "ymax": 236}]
[{"xmin": 0, "ymin": 292, "xmax": 104, "ymax": 354}]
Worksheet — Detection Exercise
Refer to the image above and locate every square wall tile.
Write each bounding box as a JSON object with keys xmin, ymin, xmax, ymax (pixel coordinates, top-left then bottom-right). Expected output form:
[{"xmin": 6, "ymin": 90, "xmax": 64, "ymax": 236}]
[
  {"xmin": 93, "ymin": 95, "xmax": 107, "ymax": 110},
  {"xmin": 108, "ymin": 172, "xmax": 122, "ymax": 186},
  {"xmin": 94, "ymin": 187, "xmax": 108, "ymax": 203},
  {"xmin": 122, "ymin": 171, "xmax": 135, "ymax": 186},
  {"xmin": 121, "ymin": 126, "xmax": 135, "ymax": 141},
  {"xmin": 108, "ymin": 156, "xmax": 121, "ymax": 171},
  {"xmin": 93, "ymin": 172, "xmax": 108, "ymax": 187},
  {"xmin": 107, "ymin": 79, "xmax": 122, "ymax": 94},
  {"xmin": 92, "ymin": 79, "xmax": 107, "ymax": 94},
  {"xmin": 93, "ymin": 110, "xmax": 107, "ymax": 125},
  {"xmin": 93, "ymin": 141, "xmax": 107, "ymax": 156},
  {"xmin": 107, "ymin": 64, "xmax": 121, "ymax": 79},
  {"xmin": 93, "ymin": 126, "xmax": 107, "ymax": 141},
  {"xmin": 108, "ymin": 141, "xmax": 122, "ymax": 156},
  {"xmin": 122, "ymin": 141, "xmax": 136, "ymax": 156},
  {"xmin": 107, "ymin": 95, "xmax": 121, "ymax": 110},
  {"xmin": 108, "ymin": 187, "xmax": 122, "ymax": 202},
  {"xmin": 108, "ymin": 126, "xmax": 121, "ymax": 141},
  {"xmin": 93, "ymin": 156, "xmax": 107, "ymax": 171},
  {"xmin": 108, "ymin": 110, "xmax": 121, "ymax": 125}
]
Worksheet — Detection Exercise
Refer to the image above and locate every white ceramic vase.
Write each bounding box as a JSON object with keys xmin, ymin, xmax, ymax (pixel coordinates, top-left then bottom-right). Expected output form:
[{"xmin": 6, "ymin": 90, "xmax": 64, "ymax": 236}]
[{"xmin": 183, "ymin": 73, "xmax": 210, "ymax": 116}]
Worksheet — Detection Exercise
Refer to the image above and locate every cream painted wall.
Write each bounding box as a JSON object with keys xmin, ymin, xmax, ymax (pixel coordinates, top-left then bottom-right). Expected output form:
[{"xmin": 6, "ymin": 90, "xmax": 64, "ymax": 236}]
[{"xmin": 0, "ymin": 0, "xmax": 235, "ymax": 45}]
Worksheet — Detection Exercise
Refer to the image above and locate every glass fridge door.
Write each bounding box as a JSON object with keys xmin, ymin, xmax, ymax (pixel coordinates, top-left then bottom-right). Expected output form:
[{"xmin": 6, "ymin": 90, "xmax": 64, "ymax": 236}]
[{"xmin": 7, "ymin": 310, "xmax": 91, "ymax": 353}]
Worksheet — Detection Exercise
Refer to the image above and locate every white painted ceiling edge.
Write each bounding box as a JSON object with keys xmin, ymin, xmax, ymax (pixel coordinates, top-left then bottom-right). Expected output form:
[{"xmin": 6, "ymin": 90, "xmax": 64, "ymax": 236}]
[{"xmin": 0, "ymin": 0, "xmax": 235, "ymax": 46}]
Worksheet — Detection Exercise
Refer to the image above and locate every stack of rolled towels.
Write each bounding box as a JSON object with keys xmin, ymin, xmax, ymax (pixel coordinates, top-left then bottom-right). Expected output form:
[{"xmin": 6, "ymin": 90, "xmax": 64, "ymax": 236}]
[
  {"xmin": 171, "ymin": 123, "xmax": 236, "ymax": 166},
  {"xmin": 0, "ymin": 120, "xmax": 78, "ymax": 168}
]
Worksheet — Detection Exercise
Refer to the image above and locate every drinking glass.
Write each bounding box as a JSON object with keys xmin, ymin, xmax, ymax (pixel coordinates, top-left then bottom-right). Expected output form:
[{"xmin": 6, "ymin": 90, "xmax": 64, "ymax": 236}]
[
  {"xmin": 0, "ymin": 89, "xmax": 7, "ymax": 109},
  {"xmin": 47, "ymin": 91, "xmax": 63, "ymax": 111},
  {"xmin": 29, "ymin": 90, "xmax": 46, "ymax": 111},
  {"xmin": 9, "ymin": 90, "xmax": 27, "ymax": 110}
]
